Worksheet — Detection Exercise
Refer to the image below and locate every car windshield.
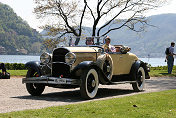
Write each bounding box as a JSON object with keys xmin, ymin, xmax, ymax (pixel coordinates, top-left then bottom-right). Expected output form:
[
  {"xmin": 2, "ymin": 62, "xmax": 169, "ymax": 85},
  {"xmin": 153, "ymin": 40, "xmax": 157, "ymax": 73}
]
[{"xmin": 68, "ymin": 36, "xmax": 106, "ymax": 47}]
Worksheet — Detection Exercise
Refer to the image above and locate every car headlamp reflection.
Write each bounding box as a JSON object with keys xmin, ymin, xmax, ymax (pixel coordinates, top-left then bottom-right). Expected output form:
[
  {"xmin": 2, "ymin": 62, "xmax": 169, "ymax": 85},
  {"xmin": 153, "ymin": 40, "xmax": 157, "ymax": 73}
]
[
  {"xmin": 65, "ymin": 52, "xmax": 76, "ymax": 65},
  {"xmin": 40, "ymin": 52, "xmax": 51, "ymax": 64}
]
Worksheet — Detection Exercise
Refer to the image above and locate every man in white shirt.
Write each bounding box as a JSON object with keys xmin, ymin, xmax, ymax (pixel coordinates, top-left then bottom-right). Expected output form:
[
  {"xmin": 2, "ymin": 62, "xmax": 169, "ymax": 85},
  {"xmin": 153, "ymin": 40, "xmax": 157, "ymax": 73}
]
[
  {"xmin": 167, "ymin": 42, "xmax": 176, "ymax": 74},
  {"xmin": 102, "ymin": 36, "xmax": 116, "ymax": 53}
]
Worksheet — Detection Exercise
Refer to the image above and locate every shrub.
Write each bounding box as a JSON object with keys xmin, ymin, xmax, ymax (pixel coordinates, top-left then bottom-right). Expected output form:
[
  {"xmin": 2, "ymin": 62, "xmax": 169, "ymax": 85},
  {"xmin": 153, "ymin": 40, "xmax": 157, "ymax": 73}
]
[{"xmin": 4, "ymin": 63, "xmax": 27, "ymax": 70}]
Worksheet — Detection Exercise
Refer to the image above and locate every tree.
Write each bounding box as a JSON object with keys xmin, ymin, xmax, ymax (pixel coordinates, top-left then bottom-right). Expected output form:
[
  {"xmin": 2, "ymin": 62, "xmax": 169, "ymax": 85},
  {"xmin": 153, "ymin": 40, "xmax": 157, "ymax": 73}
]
[{"xmin": 34, "ymin": 0, "xmax": 167, "ymax": 45}]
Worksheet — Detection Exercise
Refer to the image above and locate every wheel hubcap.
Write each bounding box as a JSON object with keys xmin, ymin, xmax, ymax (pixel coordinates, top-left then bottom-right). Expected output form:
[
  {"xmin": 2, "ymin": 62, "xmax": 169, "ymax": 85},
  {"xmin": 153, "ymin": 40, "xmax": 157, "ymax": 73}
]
[
  {"xmin": 87, "ymin": 74, "xmax": 96, "ymax": 93},
  {"xmin": 91, "ymin": 80, "xmax": 96, "ymax": 87},
  {"xmin": 103, "ymin": 60, "xmax": 111, "ymax": 77}
]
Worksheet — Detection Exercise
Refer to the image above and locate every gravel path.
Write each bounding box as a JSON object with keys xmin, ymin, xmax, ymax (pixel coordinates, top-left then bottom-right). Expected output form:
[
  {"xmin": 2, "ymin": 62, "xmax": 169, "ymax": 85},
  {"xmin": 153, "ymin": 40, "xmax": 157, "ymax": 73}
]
[{"xmin": 0, "ymin": 77, "xmax": 176, "ymax": 113}]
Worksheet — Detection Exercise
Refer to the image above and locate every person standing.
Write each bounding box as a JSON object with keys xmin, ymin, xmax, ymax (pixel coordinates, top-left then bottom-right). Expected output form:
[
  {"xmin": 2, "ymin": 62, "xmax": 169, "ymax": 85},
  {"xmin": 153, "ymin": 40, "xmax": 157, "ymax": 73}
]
[
  {"xmin": 167, "ymin": 42, "xmax": 176, "ymax": 74},
  {"xmin": 0, "ymin": 63, "xmax": 6, "ymax": 78}
]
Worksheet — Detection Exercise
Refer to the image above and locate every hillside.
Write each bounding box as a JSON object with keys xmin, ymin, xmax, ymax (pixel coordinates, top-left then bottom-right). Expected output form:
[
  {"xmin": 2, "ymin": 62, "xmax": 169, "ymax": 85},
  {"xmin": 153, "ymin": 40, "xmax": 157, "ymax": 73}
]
[
  {"xmin": 41, "ymin": 14, "xmax": 176, "ymax": 58},
  {"xmin": 102, "ymin": 14, "xmax": 176, "ymax": 57},
  {"xmin": 0, "ymin": 3, "xmax": 45, "ymax": 55}
]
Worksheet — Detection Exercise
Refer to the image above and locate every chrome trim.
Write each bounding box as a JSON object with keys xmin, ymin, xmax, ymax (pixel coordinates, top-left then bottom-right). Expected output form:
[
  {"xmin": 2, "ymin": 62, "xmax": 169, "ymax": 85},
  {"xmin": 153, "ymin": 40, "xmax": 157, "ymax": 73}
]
[
  {"xmin": 22, "ymin": 76, "xmax": 80, "ymax": 85},
  {"xmin": 73, "ymin": 52, "xmax": 97, "ymax": 53},
  {"xmin": 40, "ymin": 52, "xmax": 51, "ymax": 64},
  {"xmin": 65, "ymin": 52, "xmax": 76, "ymax": 65},
  {"xmin": 111, "ymin": 81, "xmax": 136, "ymax": 84}
]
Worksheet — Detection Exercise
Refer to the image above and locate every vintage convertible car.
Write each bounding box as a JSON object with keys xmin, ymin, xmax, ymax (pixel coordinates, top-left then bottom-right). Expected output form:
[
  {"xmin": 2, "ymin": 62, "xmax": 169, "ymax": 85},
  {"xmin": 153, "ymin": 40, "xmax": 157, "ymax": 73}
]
[{"xmin": 22, "ymin": 37, "xmax": 150, "ymax": 99}]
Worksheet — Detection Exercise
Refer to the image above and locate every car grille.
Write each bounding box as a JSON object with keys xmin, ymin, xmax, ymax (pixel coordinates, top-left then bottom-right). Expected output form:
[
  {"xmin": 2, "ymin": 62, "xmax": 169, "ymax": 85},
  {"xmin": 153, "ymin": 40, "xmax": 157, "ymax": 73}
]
[
  {"xmin": 53, "ymin": 48, "xmax": 69, "ymax": 62},
  {"xmin": 52, "ymin": 48, "xmax": 70, "ymax": 77},
  {"xmin": 52, "ymin": 63, "xmax": 70, "ymax": 77}
]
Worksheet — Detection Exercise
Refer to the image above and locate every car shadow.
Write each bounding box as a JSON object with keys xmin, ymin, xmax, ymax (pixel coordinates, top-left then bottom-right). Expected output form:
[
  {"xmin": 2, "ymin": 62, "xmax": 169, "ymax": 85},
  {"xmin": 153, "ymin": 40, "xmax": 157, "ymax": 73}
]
[{"xmin": 11, "ymin": 88, "xmax": 135, "ymax": 102}]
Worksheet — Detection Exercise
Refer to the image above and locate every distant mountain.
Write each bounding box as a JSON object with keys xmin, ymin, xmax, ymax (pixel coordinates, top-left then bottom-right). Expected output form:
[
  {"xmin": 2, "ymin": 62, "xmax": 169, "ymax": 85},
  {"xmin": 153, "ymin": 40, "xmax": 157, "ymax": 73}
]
[
  {"xmin": 40, "ymin": 14, "xmax": 176, "ymax": 57},
  {"xmin": 102, "ymin": 14, "xmax": 176, "ymax": 57},
  {"xmin": 0, "ymin": 3, "xmax": 45, "ymax": 55}
]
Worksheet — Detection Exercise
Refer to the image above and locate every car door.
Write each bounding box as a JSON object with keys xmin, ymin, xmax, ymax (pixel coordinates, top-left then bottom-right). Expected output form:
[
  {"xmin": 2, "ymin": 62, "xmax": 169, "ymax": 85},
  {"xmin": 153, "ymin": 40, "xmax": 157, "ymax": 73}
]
[{"xmin": 110, "ymin": 53, "xmax": 138, "ymax": 75}]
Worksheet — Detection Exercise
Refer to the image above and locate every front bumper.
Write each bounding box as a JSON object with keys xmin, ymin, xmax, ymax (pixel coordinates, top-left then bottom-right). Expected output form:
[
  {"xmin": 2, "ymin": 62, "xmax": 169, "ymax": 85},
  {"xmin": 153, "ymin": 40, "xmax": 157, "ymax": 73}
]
[{"xmin": 22, "ymin": 76, "xmax": 80, "ymax": 85}]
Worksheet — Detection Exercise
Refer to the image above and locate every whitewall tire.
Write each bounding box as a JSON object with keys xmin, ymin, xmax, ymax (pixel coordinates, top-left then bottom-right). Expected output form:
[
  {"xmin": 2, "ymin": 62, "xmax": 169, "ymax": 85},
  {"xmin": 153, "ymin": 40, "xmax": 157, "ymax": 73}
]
[
  {"xmin": 132, "ymin": 67, "xmax": 145, "ymax": 92},
  {"xmin": 80, "ymin": 68, "xmax": 99, "ymax": 99}
]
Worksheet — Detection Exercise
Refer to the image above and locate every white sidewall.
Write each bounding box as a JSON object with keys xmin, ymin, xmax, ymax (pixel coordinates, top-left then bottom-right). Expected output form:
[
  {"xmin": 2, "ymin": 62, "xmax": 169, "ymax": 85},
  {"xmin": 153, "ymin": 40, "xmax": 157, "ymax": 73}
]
[
  {"xmin": 85, "ymin": 69, "xmax": 99, "ymax": 98},
  {"xmin": 137, "ymin": 67, "xmax": 145, "ymax": 90}
]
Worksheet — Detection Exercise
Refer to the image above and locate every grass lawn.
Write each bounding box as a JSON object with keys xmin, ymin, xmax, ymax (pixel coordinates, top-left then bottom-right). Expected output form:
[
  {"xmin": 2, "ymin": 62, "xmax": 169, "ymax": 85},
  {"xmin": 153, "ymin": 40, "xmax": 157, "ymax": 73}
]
[
  {"xmin": 7, "ymin": 70, "xmax": 27, "ymax": 76},
  {"xmin": 149, "ymin": 69, "xmax": 176, "ymax": 77},
  {"xmin": 0, "ymin": 89, "xmax": 176, "ymax": 118},
  {"xmin": 149, "ymin": 66, "xmax": 176, "ymax": 77}
]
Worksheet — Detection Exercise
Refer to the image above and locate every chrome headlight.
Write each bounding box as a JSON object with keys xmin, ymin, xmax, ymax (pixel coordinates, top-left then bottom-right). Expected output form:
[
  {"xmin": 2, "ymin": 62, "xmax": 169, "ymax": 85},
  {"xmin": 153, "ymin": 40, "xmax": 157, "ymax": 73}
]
[
  {"xmin": 65, "ymin": 52, "xmax": 76, "ymax": 65},
  {"xmin": 40, "ymin": 52, "xmax": 51, "ymax": 64}
]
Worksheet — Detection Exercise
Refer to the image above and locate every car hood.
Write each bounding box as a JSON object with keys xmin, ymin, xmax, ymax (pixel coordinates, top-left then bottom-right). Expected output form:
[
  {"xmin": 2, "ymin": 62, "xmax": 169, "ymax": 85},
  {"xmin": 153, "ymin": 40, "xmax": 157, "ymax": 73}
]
[{"xmin": 65, "ymin": 46, "xmax": 100, "ymax": 53}]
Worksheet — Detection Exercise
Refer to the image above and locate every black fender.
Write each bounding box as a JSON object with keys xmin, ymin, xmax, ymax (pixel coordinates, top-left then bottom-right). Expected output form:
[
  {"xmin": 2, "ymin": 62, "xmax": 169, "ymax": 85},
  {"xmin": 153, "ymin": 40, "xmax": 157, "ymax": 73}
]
[
  {"xmin": 71, "ymin": 61, "xmax": 110, "ymax": 84},
  {"xmin": 71, "ymin": 61, "xmax": 98, "ymax": 77},
  {"xmin": 141, "ymin": 62, "xmax": 150, "ymax": 79},
  {"xmin": 130, "ymin": 60, "xmax": 150, "ymax": 80},
  {"xmin": 25, "ymin": 61, "xmax": 42, "ymax": 75}
]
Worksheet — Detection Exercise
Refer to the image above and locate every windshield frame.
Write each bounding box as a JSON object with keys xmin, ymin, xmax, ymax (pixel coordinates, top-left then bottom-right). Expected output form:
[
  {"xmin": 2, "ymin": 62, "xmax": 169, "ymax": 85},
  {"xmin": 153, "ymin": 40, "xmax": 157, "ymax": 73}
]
[{"xmin": 69, "ymin": 36, "xmax": 106, "ymax": 47}]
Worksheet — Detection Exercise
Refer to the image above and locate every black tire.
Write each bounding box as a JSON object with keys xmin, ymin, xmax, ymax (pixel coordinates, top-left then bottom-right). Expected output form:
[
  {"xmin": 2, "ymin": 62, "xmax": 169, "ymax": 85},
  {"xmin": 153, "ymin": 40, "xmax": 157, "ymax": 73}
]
[
  {"xmin": 80, "ymin": 67, "xmax": 99, "ymax": 99},
  {"xmin": 132, "ymin": 67, "xmax": 145, "ymax": 92},
  {"xmin": 26, "ymin": 69, "xmax": 45, "ymax": 96}
]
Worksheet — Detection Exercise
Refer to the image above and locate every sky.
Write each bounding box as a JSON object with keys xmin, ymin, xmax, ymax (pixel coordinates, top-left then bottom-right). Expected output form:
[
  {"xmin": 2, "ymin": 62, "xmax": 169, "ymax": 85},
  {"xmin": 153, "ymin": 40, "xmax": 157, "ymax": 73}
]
[{"xmin": 0, "ymin": 0, "xmax": 176, "ymax": 32}]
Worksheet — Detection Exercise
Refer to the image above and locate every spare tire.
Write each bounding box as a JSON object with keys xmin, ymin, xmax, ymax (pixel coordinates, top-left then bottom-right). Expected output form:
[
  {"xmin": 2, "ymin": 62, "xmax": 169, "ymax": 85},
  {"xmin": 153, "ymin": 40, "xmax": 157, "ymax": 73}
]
[{"xmin": 96, "ymin": 54, "xmax": 113, "ymax": 81}]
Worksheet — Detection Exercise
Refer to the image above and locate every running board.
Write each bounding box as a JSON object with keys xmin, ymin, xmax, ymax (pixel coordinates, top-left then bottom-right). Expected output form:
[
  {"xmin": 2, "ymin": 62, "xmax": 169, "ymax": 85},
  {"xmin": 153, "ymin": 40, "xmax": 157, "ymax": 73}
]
[{"xmin": 110, "ymin": 81, "xmax": 136, "ymax": 85}]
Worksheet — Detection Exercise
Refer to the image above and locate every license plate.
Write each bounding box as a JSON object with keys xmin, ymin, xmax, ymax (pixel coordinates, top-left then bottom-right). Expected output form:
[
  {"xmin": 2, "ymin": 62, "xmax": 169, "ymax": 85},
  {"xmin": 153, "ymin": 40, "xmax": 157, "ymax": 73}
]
[{"xmin": 55, "ymin": 79, "xmax": 66, "ymax": 84}]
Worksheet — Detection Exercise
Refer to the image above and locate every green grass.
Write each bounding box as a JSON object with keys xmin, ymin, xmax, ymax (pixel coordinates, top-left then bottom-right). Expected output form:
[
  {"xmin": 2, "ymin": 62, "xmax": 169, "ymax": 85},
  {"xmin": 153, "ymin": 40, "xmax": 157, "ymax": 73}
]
[
  {"xmin": 6, "ymin": 70, "xmax": 27, "ymax": 76},
  {"xmin": 149, "ymin": 69, "xmax": 176, "ymax": 77},
  {"xmin": 0, "ymin": 89, "xmax": 176, "ymax": 118},
  {"xmin": 149, "ymin": 66, "xmax": 176, "ymax": 77}
]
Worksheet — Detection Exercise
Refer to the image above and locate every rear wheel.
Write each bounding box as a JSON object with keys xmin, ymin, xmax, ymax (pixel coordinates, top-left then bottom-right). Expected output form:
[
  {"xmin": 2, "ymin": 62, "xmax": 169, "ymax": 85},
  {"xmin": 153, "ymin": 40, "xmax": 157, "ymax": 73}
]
[
  {"xmin": 132, "ymin": 67, "xmax": 145, "ymax": 92},
  {"xmin": 80, "ymin": 67, "xmax": 99, "ymax": 99},
  {"xmin": 26, "ymin": 69, "xmax": 45, "ymax": 96}
]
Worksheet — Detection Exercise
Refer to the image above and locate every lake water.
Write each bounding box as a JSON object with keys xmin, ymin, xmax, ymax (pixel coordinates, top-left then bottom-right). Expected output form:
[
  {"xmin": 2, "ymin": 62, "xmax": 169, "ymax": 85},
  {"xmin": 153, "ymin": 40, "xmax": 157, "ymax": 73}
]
[
  {"xmin": 0, "ymin": 55, "xmax": 40, "ymax": 64},
  {"xmin": 0, "ymin": 55, "xmax": 176, "ymax": 67}
]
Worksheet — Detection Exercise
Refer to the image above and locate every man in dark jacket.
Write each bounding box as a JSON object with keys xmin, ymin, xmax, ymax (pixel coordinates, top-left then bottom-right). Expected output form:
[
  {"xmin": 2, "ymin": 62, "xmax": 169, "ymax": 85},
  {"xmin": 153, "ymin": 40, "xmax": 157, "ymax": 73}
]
[
  {"xmin": 167, "ymin": 42, "xmax": 176, "ymax": 74},
  {"xmin": 0, "ymin": 63, "xmax": 6, "ymax": 78}
]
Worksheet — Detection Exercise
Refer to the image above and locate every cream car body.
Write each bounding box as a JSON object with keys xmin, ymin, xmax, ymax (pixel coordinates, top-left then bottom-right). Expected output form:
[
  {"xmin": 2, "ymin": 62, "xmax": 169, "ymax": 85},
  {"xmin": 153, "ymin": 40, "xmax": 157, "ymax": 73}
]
[{"xmin": 22, "ymin": 37, "xmax": 150, "ymax": 99}]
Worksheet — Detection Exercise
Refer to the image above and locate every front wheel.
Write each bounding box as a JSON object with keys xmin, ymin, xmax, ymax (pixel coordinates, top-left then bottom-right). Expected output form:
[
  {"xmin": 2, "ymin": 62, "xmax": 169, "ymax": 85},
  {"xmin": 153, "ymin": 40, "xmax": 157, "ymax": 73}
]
[
  {"xmin": 26, "ymin": 69, "xmax": 45, "ymax": 96},
  {"xmin": 80, "ymin": 67, "xmax": 99, "ymax": 99},
  {"xmin": 132, "ymin": 67, "xmax": 145, "ymax": 92}
]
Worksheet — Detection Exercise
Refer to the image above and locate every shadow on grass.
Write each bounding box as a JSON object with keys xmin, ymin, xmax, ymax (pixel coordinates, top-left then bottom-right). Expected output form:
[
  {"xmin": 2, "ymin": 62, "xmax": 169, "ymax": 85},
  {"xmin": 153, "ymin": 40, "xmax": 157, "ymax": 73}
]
[
  {"xmin": 159, "ymin": 73, "xmax": 176, "ymax": 77},
  {"xmin": 159, "ymin": 73, "xmax": 169, "ymax": 75}
]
